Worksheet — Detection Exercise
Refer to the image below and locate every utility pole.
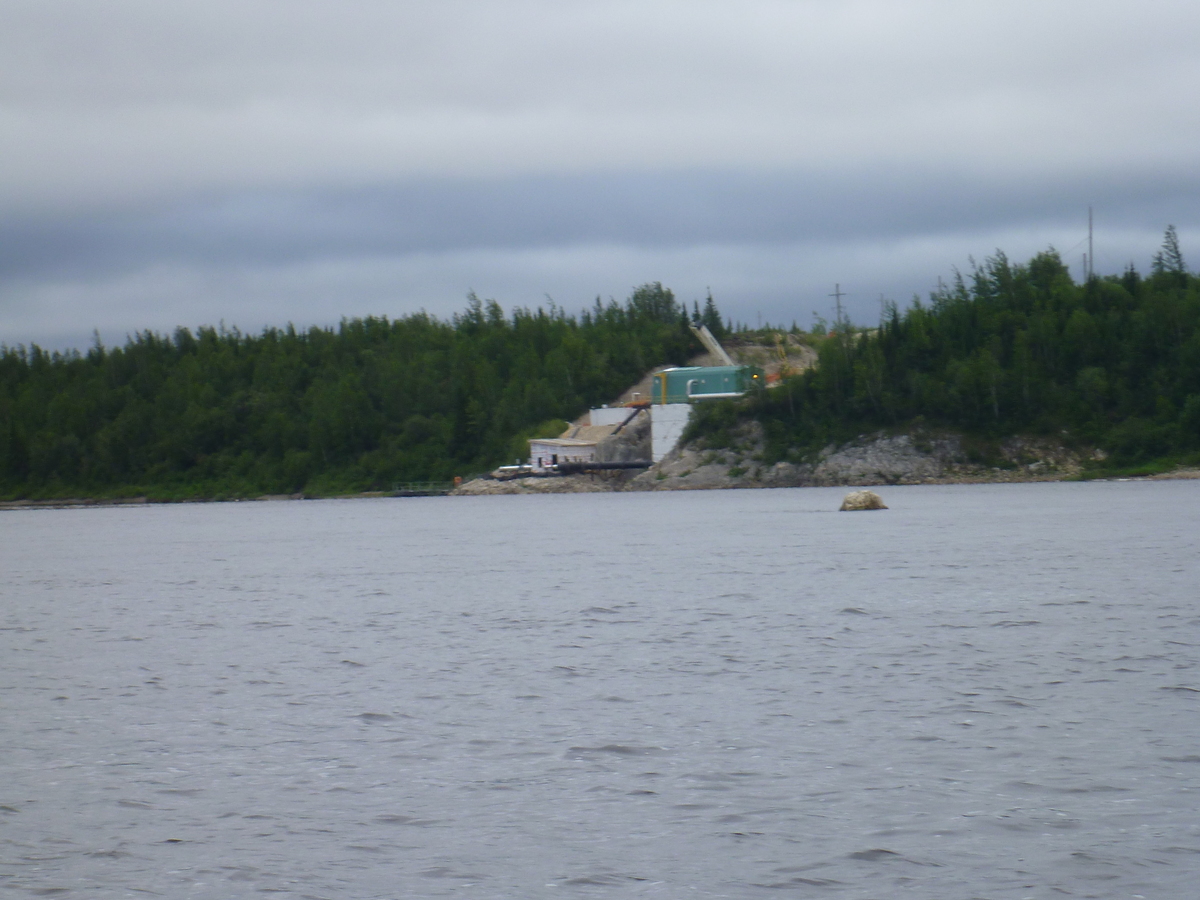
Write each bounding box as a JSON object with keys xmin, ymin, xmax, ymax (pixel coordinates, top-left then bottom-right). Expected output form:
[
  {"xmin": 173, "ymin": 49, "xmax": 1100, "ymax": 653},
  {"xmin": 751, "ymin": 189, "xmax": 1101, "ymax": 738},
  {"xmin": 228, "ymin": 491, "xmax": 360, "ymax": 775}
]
[
  {"xmin": 1088, "ymin": 206, "xmax": 1094, "ymax": 280},
  {"xmin": 825, "ymin": 281, "xmax": 856, "ymax": 408},
  {"xmin": 829, "ymin": 283, "xmax": 846, "ymax": 325}
]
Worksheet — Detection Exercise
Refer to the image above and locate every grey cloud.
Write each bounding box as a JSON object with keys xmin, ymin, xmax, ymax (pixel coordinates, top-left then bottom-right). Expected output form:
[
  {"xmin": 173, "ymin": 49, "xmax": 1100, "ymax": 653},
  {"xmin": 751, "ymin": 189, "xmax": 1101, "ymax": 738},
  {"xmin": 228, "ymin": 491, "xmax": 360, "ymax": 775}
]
[
  {"xmin": 4, "ymin": 217, "xmax": 1193, "ymax": 354},
  {"xmin": 5, "ymin": 1, "xmax": 1200, "ymax": 210},
  {"xmin": 3, "ymin": 1, "xmax": 1199, "ymax": 349},
  {"xmin": 2, "ymin": 166, "xmax": 1196, "ymax": 284}
]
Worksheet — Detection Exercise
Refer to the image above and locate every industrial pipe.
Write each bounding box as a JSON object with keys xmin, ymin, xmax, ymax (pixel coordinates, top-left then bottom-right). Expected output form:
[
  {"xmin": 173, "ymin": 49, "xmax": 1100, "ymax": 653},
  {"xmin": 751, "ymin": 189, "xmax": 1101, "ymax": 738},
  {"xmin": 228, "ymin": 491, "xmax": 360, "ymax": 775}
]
[{"xmin": 555, "ymin": 461, "xmax": 652, "ymax": 474}]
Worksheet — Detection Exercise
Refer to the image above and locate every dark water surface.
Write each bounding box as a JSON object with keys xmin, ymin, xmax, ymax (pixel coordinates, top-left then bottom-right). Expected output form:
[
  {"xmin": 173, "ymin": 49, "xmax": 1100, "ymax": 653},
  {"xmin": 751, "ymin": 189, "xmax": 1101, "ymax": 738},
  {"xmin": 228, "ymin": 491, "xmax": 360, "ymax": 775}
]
[{"xmin": 2, "ymin": 481, "xmax": 1199, "ymax": 899}]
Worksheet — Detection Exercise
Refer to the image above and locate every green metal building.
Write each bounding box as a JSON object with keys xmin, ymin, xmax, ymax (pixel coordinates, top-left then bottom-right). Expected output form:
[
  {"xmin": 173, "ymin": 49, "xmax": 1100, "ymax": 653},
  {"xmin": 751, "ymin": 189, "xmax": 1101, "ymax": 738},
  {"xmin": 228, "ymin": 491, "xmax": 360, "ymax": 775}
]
[{"xmin": 650, "ymin": 365, "xmax": 764, "ymax": 404}]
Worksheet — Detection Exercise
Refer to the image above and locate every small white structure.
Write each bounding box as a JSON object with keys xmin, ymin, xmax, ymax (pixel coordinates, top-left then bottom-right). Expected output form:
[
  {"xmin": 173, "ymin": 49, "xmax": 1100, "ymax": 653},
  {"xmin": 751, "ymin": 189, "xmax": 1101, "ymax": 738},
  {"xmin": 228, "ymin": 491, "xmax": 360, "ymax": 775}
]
[
  {"xmin": 650, "ymin": 404, "xmax": 692, "ymax": 462},
  {"xmin": 529, "ymin": 417, "xmax": 631, "ymax": 468},
  {"xmin": 589, "ymin": 406, "xmax": 635, "ymax": 427},
  {"xmin": 528, "ymin": 438, "xmax": 598, "ymax": 469}
]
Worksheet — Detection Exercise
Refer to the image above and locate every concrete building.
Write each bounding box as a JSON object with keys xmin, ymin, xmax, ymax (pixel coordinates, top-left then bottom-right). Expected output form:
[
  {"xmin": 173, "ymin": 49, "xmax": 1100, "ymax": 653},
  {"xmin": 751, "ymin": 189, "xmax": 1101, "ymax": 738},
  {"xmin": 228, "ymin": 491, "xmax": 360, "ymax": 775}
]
[
  {"xmin": 528, "ymin": 364, "xmax": 762, "ymax": 467},
  {"xmin": 527, "ymin": 407, "xmax": 652, "ymax": 469},
  {"xmin": 528, "ymin": 437, "xmax": 599, "ymax": 468}
]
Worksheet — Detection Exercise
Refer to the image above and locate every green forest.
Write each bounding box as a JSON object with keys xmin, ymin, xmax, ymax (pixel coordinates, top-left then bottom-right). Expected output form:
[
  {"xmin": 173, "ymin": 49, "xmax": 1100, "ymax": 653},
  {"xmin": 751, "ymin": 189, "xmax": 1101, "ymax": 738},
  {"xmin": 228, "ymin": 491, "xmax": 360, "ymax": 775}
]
[
  {"xmin": 2, "ymin": 228, "xmax": 1199, "ymax": 500},
  {"xmin": 690, "ymin": 228, "xmax": 1200, "ymax": 475},
  {"xmin": 0, "ymin": 284, "xmax": 720, "ymax": 499}
]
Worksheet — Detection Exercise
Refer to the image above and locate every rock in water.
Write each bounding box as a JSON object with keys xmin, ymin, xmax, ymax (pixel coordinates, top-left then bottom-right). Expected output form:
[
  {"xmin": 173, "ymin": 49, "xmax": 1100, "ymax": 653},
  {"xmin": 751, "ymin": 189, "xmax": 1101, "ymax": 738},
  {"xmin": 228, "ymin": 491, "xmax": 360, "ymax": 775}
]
[{"xmin": 839, "ymin": 490, "xmax": 887, "ymax": 511}]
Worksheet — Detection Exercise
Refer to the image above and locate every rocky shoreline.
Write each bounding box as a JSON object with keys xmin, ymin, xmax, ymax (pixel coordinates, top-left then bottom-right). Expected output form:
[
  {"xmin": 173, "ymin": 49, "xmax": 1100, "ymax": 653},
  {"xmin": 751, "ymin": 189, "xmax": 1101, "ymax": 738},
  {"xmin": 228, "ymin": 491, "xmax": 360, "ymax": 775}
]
[
  {"xmin": 4, "ymin": 431, "xmax": 1195, "ymax": 507},
  {"xmin": 631, "ymin": 426, "xmax": 1096, "ymax": 491},
  {"xmin": 454, "ymin": 425, "xmax": 1200, "ymax": 495}
]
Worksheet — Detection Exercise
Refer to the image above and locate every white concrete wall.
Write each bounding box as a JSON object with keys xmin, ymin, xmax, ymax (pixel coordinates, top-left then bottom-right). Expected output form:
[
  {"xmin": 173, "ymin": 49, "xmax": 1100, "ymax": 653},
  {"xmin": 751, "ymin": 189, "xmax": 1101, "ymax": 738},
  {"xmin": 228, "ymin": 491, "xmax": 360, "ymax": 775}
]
[
  {"xmin": 589, "ymin": 406, "xmax": 631, "ymax": 426},
  {"xmin": 529, "ymin": 440, "xmax": 597, "ymax": 468},
  {"xmin": 529, "ymin": 440, "xmax": 556, "ymax": 468},
  {"xmin": 650, "ymin": 404, "xmax": 692, "ymax": 462}
]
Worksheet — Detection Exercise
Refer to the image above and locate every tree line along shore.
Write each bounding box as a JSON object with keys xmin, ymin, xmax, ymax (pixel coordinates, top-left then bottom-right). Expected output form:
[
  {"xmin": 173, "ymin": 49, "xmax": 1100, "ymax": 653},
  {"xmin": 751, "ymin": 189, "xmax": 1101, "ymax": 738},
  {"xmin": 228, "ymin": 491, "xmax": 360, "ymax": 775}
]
[
  {"xmin": 2, "ymin": 231, "xmax": 1198, "ymax": 501},
  {"xmin": 685, "ymin": 232, "xmax": 1200, "ymax": 481}
]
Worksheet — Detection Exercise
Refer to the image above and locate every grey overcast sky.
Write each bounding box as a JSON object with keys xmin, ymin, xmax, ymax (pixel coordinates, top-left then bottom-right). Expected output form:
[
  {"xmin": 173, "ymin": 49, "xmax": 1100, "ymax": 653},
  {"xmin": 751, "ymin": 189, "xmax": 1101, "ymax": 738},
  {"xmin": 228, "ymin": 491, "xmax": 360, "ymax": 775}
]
[{"xmin": 3, "ymin": 0, "xmax": 1199, "ymax": 350}]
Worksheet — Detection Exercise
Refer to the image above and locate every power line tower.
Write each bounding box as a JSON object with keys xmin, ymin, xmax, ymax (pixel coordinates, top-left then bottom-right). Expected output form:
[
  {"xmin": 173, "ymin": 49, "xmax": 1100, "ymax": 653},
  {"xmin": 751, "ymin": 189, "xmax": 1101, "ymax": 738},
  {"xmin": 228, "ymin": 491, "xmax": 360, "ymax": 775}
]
[
  {"xmin": 829, "ymin": 283, "xmax": 846, "ymax": 326},
  {"xmin": 1088, "ymin": 206, "xmax": 1094, "ymax": 280}
]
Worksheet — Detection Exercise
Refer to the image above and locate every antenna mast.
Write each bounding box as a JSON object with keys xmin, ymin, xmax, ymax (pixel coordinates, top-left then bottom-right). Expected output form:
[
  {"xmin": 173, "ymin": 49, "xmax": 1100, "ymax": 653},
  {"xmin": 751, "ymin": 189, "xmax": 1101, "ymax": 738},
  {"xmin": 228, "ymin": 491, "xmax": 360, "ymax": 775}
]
[{"xmin": 1088, "ymin": 206, "xmax": 1094, "ymax": 280}]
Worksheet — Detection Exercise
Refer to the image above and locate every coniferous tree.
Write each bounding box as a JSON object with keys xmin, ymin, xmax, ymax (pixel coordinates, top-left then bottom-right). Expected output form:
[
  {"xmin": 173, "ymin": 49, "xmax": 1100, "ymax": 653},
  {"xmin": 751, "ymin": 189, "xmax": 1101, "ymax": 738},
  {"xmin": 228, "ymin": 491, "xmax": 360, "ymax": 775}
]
[
  {"xmin": 0, "ymin": 283, "xmax": 708, "ymax": 498},
  {"xmin": 1153, "ymin": 225, "xmax": 1186, "ymax": 276},
  {"xmin": 701, "ymin": 290, "xmax": 725, "ymax": 338},
  {"xmin": 687, "ymin": 245, "xmax": 1200, "ymax": 472}
]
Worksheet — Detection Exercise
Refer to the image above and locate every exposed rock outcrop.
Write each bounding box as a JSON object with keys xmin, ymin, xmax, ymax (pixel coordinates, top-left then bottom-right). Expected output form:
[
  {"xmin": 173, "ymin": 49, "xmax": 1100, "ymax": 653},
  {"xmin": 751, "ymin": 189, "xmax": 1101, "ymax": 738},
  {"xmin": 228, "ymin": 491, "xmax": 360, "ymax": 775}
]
[
  {"xmin": 454, "ymin": 426, "xmax": 1098, "ymax": 496},
  {"xmin": 630, "ymin": 425, "xmax": 1094, "ymax": 492},
  {"xmin": 594, "ymin": 410, "xmax": 651, "ymax": 463},
  {"xmin": 626, "ymin": 420, "xmax": 768, "ymax": 491}
]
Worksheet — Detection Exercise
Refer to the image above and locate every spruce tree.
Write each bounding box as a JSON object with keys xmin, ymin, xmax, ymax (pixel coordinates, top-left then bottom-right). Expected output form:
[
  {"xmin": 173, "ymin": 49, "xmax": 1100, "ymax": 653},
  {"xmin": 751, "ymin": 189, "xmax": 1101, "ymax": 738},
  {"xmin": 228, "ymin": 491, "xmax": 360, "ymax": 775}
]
[
  {"xmin": 1153, "ymin": 224, "xmax": 1186, "ymax": 276},
  {"xmin": 701, "ymin": 290, "xmax": 725, "ymax": 337}
]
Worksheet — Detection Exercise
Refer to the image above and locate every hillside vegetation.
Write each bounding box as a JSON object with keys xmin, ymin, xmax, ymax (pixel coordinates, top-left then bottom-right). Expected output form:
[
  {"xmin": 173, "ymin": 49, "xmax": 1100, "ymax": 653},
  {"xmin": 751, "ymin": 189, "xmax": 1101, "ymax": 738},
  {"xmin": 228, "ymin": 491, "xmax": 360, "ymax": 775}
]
[
  {"xmin": 0, "ymin": 284, "xmax": 720, "ymax": 499},
  {"xmin": 690, "ymin": 232, "xmax": 1200, "ymax": 475},
  {"xmin": 4, "ymin": 229, "xmax": 1198, "ymax": 501}
]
